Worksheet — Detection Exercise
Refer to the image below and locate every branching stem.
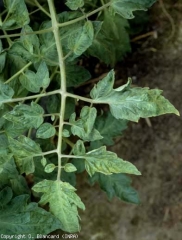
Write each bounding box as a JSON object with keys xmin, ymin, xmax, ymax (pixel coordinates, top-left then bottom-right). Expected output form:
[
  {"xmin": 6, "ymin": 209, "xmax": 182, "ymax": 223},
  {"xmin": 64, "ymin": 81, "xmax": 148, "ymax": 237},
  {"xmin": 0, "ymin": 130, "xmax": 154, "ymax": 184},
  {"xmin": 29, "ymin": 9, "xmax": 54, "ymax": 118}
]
[{"xmin": 48, "ymin": 0, "xmax": 67, "ymax": 181}]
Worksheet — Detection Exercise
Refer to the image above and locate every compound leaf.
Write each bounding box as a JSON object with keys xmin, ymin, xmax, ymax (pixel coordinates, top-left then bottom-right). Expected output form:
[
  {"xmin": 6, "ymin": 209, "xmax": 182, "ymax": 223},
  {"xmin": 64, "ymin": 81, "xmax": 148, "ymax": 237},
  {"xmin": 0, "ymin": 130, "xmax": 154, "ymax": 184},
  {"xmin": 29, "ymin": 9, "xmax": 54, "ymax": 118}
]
[
  {"xmin": 110, "ymin": 0, "xmax": 156, "ymax": 19},
  {"xmin": 36, "ymin": 123, "xmax": 56, "ymax": 139},
  {"xmin": 70, "ymin": 106, "xmax": 103, "ymax": 141},
  {"xmin": 91, "ymin": 70, "xmax": 179, "ymax": 122},
  {"xmin": 0, "ymin": 194, "xmax": 61, "ymax": 236},
  {"xmin": 32, "ymin": 180, "xmax": 85, "ymax": 233},
  {"xmin": 90, "ymin": 173, "xmax": 140, "ymax": 204},
  {"xmin": 4, "ymin": 102, "xmax": 44, "ymax": 128}
]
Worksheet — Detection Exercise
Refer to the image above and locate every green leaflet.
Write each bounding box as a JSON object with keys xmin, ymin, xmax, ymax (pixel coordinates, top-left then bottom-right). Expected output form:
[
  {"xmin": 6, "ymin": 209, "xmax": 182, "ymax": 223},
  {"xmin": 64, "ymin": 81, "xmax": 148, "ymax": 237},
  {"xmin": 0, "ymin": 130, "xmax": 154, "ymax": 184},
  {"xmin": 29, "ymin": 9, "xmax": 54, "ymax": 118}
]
[
  {"xmin": 46, "ymin": 94, "xmax": 60, "ymax": 114},
  {"xmin": 0, "ymin": 193, "xmax": 61, "ymax": 237},
  {"xmin": 0, "ymin": 186, "xmax": 13, "ymax": 206},
  {"xmin": 88, "ymin": 11, "xmax": 130, "ymax": 66},
  {"xmin": 8, "ymin": 135, "xmax": 42, "ymax": 158},
  {"xmin": 90, "ymin": 112, "xmax": 128, "ymax": 149},
  {"xmin": 90, "ymin": 173, "xmax": 140, "ymax": 204},
  {"xmin": 0, "ymin": 157, "xmax": 18, "ymax": 188},
  {"xmin": 0, "ymin": 41, "xmax": 7, "ymax": 73},
  {"xmin": 110, "ymin": 0, "xmax": 156, "ymax": 19},
  {"xmin": 2, "ymin": 0, "xmax": 30, "ymax": 30},
  {"xmin": 0, "ymin": 150, "xmax": 30, "ymax": 195},
  {"xmin": 66, "ymin": 0, "xmax": 84, "ymax": 10},
  {"xmin": 73, "ymin": 141, "xmax": 141, "ymax": 176},
  {"xmin": 0, "ymin": 82, "xmax": 14, "ymax": 108},
  {"xmin": 36, "ymin": 123, "xmax": 56, "ymax": 139},
  {"xmin": 44, "ymin": 163, "xmax": 56, "ymax": 173},
  {"xmin": 68, "ymin": 21, "xmax": 94, "ymax": 58},
  {"xmin": 39, "ymin": 20, "xmax": 58, "ymax": 66},
  {"xmin": 66, "ymin": 64, "xmax": 91, "ymax": 87},
  {"xmin": 90, "ymin": 70, "xmax": 179, "ymax": 122},
  {"xmin": 41, "ymin": 157, "xmax": 47, "ymax": 167},
  {"xmin": 10, "ymin": 175, "xmax": 30, "ymax": 195},
  {"xmin": 64, "ymin": 163, "xmax": 77, "ymax": 173},
  {"xmin": 71, "ymin": 140, "xmax": 86, "ymax": 173},
  {"xmin": 32, "ymin": 180, "xmax": 85, "ymax": 233},
  {"xmin": 20, "ymin": 25, "xmax": 40, "ymax": 54},
  {"xmin": 8, "ymin": 136, "xmax": 42, "ymax": 174},
  {"xmin": 0, "ymin": 52, "xmax": 6, "ymax": 73},
  {"xmin": 0, "ymin": 154, "xmax": 14, "ymax": 175},
  {"xmin": 20, "ymin": 61, "xmax": 50, "ymax": 93},
  {"xmin": 4, "ymin": 122, "xmax": 28, "ymax": 138},
  {"xmin": 4, "ymin": 102, "xmax": 44, "ymax": 128},
  {"xmin": 69, "ymin": 106, "xmax": 103, "ymax": 141}
]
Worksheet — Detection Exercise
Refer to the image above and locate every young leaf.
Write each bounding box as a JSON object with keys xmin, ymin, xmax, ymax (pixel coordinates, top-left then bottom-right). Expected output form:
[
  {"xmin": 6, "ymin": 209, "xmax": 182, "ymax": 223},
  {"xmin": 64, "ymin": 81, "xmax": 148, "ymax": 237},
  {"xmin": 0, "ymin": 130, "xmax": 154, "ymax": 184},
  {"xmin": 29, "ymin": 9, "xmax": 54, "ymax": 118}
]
[
  {"xmin": 91, "ymin": 70, "xmax": 179, "ymax": 122},
  {"xmin": 20, "ymin": 61, "xmax": 50, "ymax": 93},
  {"xmin": 90, "ymin": 112, "xmax": 128, "ymax": 148},
  {"xmin": 36, "ymin": 123, "xmax": 56, "ymax": 139},
  {"xmin": 90, "ymin": 173, "xmax": 140, "ymax": 204},
  {"xmin": 73, "ymin": 141, "xmax": 140, "ymax": 177},
  {"xmin": 0, "ymin": 194, "xmax": 62, "ymax": 235},
  {"xmin": 32, "ymin": 180, "xmax": 85, "ymax": 233},
  {"xmin": 41, "ymin": 157, "xmax": 47, "ymax": 167},
  {"xmin": 66, "ymin": 0, "xmax": 84, "ymax": 10},
  {"xmin": 44, "ymin": 163, "xmax": 56, "ymax": 173},
  {"xmin": 0, "ymin": 82, "xmax": 14, "ymax": 108},
  {"xmin": 4, "ymin": 102, "xmax": 44, "ymax": 128},
  {"xmin": 2, "ymin": 0, "xmax": 30, "ymax": 30},
  {"xmin": 64, "ymin": 163, "xmax": 77, "ymax": 173},
  {"xmin": 70, "ymin": 106, "xmax": 103, "ymax": 141},
  {"xmin": 110, "ymin": 0, "xmax": 156, "ymax": 19}
]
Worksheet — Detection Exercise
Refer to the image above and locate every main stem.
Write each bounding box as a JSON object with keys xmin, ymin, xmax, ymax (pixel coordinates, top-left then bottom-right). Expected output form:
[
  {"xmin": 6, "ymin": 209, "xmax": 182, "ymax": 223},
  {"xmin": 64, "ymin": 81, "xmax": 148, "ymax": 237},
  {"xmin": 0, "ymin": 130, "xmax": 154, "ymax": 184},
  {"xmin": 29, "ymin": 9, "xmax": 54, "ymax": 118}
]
[{"xmin": 48, "ymin": 0, "xmax": 67, "ymax": 181}]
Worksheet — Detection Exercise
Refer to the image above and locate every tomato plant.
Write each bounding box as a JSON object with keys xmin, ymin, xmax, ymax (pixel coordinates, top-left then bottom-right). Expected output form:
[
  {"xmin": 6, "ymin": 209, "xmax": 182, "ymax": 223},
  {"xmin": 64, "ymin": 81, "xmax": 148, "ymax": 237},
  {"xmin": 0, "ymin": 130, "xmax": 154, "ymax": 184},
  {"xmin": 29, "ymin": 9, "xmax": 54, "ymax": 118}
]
[{"xmin": 0, "ymin": 0, "xmax": 179, "ymax": 236}]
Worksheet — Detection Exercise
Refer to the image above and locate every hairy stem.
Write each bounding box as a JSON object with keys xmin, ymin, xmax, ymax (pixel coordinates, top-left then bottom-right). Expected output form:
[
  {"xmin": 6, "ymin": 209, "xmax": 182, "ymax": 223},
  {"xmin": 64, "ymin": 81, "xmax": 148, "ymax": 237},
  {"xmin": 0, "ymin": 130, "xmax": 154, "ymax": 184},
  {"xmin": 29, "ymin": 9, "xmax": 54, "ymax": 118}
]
[
  {"xmin": 0, "ymin": 89, "xmax": 61, "ymax": 105},
  {"xmin": 34, "ymin": 0, "xmax": 51, "ymax": 18},
  {"xmin": 48, "ymin": 0, "xmax": 67, "ymax": 181}
]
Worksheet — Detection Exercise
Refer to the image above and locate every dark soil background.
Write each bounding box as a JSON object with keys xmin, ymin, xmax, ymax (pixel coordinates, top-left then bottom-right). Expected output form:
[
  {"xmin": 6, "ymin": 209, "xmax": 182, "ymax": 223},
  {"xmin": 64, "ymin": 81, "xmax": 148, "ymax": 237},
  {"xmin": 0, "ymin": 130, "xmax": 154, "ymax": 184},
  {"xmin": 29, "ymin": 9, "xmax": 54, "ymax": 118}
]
[{"xmin": 76, "ymin": 1, "xmax": 182, "ymax": 239}]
